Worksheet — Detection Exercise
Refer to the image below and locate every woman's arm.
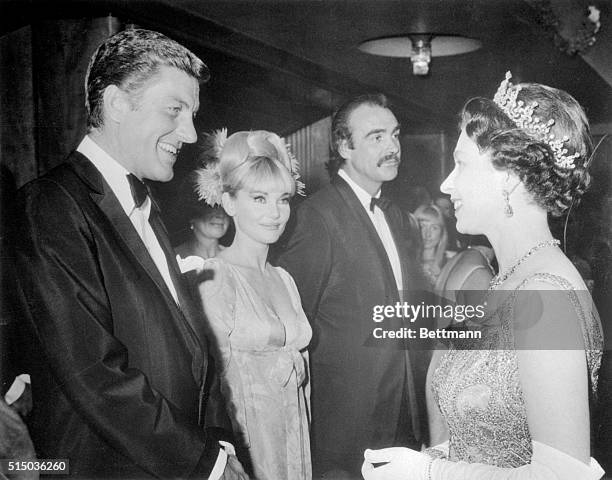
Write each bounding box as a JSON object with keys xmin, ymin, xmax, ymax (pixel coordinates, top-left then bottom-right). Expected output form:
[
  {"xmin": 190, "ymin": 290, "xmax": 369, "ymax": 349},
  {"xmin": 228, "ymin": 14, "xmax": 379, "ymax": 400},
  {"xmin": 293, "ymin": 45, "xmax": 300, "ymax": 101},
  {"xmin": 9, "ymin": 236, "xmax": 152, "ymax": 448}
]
[
  {"xmin": 514, "ymin": 280, "xmax": 591, "ymax": 463},
  {"xmin": 425, "ymin": 349, "xmax": 449, "ymax": 448},
  {"xmin": 363, "ymin": 442, "xmax": 604, "ymax": 480}
]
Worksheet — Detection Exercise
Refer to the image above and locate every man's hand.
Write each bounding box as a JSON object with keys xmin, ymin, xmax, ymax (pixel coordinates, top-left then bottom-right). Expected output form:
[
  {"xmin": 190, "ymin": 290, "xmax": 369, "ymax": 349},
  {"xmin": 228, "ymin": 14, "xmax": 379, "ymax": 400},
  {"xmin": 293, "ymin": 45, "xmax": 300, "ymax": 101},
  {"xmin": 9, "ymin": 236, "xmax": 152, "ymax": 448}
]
[
  {"xmin": 361, "ymin": 447, "xmax": 430, "ymax": 480},
  {"xmin": 220, "ymin": 454, "xmax": 249, "ymax": 480},
  {"xmin": 10, "ymin": 382, "xmax": 33, "ymax": 418}
]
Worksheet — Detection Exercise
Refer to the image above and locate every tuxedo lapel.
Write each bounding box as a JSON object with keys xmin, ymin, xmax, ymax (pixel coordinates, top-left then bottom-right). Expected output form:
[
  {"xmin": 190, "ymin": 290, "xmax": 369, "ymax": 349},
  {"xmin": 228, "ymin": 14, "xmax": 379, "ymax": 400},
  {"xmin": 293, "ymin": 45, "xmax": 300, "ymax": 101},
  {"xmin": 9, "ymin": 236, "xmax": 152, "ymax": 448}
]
[
  {"xmin": 147, "ymin": 209, "xmax": 206, "ymax": 386},
  {"xmin": 148, "ymin": 207, "xmax": 203, "ymax": 335},
  {"xmin": 333, "ymin": 176, "xmax": 399, "ymax": 301},
  {"xmin": 67, "ymin": 153, "xmax": 205, "ymax": 382},
  {"xmin": 384, "ymin": 207, "xmax": 409, "ymax": 295},
  {"xmin": 97, "ymin": 185, "xmax": 179, "ymax": 310},
  {"xmin": 67, "ymin": 153, "xmax": 175, "ymax": 308},
  {"xmin": 385, "ymin": 207, "xmax": 421, "ymax": 295}
]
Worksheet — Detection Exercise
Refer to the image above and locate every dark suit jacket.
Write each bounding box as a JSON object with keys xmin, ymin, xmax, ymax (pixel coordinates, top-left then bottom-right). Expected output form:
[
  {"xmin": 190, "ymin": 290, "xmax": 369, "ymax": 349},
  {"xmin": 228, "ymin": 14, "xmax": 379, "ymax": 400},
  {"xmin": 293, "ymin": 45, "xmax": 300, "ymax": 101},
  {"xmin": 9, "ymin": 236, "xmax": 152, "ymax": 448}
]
[
  {"xmin": 11, "ymin": 152, "xmax": 224, "ymax": 478},
  {"xmin": 594, "ymin": 349, "xmax": 612, "ymax": 473},
  {"xmin": 277, "ymin": 175, "xmax": 428, "ymax": 469}
]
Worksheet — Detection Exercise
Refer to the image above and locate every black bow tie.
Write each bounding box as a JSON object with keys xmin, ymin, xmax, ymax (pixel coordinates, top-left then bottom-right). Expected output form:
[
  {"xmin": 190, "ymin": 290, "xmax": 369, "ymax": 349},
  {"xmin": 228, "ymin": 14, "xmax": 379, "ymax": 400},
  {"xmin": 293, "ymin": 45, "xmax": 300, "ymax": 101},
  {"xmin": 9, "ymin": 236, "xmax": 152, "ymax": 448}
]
[
  {"xmin": 370, "ymin": 196, "xmax": 390, "ymax": 213},
  {"xmin": 127, "ymin": 174, "xmax": 149, "ymax": 208}
]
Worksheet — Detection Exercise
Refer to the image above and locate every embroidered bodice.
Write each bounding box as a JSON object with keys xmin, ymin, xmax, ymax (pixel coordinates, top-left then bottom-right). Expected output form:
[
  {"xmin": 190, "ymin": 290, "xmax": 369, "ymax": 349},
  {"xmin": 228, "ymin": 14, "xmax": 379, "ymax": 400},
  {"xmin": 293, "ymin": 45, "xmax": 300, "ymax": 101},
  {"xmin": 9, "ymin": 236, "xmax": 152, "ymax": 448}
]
[{"xmin": 432, "ymin": 273, "xmax": 603, "ymax": 467}]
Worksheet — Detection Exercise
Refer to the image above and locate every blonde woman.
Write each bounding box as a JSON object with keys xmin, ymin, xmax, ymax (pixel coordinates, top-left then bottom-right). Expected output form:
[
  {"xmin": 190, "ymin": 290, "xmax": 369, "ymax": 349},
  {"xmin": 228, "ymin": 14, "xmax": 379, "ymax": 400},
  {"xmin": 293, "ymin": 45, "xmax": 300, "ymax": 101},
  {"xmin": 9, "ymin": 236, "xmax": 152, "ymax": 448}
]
[
  {"xmin": 414, "ymin": 204, "xmax": 449, "ymax": 288},
  {"xmin": 196, "ymin": 130, "xmax": 310, "ymax": 480}
]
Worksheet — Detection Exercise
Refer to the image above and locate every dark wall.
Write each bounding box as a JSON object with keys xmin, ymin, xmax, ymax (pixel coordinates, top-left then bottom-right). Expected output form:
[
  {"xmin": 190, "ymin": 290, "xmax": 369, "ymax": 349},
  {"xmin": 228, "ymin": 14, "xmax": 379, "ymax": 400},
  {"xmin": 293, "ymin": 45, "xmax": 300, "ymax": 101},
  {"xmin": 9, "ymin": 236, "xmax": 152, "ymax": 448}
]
[
  {"xmin": 386, "ymin": 132, "xmax": 452, "ymax": 213},
  {"xmin": 0, "ymin": 18, "xmax": 122, "ymax": 189}
]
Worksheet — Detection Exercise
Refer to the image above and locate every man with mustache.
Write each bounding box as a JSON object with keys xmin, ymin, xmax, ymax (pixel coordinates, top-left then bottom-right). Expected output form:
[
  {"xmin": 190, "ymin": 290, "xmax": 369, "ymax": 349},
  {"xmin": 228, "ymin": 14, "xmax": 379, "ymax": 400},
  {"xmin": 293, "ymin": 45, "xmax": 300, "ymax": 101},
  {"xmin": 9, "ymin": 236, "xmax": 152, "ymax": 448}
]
[{"xmin": 278, "ymin": 94, "xmax": 427, "ymax": 478}]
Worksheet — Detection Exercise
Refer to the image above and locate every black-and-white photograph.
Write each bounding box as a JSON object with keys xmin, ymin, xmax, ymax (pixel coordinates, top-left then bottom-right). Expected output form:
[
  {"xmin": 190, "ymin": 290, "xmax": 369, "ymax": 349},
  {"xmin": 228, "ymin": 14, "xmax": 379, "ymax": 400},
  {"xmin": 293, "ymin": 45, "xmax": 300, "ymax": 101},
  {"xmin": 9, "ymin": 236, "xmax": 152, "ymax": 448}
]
[{"xmin": 1, "ymin": 1, "xmax": 611, "ymax": 479}]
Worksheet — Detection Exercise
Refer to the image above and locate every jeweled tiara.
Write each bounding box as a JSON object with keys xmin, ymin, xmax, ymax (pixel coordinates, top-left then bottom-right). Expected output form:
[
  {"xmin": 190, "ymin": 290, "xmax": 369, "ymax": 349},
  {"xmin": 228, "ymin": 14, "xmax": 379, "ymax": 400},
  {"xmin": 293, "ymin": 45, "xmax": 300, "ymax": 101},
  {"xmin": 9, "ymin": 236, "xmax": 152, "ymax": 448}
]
[{"xmin": 493, "ymin": 71, "xmax": 579, "ymax": 169}]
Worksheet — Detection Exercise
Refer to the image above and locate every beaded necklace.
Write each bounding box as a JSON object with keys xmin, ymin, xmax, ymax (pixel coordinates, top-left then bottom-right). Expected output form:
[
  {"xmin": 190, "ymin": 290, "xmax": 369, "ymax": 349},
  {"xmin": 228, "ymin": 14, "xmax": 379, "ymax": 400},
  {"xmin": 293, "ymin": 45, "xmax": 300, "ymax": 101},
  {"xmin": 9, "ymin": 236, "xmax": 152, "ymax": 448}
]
[{"xmin": 488, "ymin": 239, "xmax": 560, "ymax": 290}]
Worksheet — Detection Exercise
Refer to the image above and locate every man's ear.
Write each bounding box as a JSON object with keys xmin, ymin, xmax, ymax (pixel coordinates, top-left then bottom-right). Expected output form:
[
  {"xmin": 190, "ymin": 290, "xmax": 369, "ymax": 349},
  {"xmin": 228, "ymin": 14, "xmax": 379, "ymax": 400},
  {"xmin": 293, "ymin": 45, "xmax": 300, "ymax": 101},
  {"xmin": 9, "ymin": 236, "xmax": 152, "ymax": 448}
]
[
  {"xmin": 221, "ymin": 192, "xmax": 236, "ymax": 217},
  {"xmin": 338, "ymin": 138, "xmax": 352, "ymax": 161},
  {"xmin": 102, "ymin": 85, "xmax": 131, "ymax": 124}
]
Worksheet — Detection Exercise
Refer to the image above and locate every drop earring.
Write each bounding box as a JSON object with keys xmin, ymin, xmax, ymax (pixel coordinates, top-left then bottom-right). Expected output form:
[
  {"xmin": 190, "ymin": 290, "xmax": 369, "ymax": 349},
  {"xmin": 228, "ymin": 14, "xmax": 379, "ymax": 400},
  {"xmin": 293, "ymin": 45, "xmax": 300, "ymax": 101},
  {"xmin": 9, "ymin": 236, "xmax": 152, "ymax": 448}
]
[{"xmin": 503, "ymin": 189, "xmax": 513, "ymax": 217}]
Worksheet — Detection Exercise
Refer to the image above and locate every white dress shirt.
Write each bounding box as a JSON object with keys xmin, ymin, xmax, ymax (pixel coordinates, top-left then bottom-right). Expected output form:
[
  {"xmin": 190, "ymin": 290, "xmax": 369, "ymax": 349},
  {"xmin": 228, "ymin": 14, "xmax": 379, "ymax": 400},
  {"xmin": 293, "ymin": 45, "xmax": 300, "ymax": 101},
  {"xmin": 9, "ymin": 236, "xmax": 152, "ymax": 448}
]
[
  {"xmin": 77, "ymin": 136, "xmax": 179, "ymax": 304},
  {"xmin": 338, "ymin": 168, "xmax": 403, "ymax": 292},
  {"xmin": 76, "ymin": 135, "xmax": 230, "ymax": 479}
]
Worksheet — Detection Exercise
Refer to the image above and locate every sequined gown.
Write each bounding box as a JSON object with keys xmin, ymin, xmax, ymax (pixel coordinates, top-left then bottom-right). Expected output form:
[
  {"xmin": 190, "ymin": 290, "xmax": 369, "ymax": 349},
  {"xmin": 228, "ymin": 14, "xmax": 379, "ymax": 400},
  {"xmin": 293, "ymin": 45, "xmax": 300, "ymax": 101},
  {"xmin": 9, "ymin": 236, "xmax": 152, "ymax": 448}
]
[
  {"xmin": 432, "ymin": 273, "xmax": 603, "ymax": 467},
  {"xmin": 200, "ymin": 258, "xmax": 312, "ymax": 480}
]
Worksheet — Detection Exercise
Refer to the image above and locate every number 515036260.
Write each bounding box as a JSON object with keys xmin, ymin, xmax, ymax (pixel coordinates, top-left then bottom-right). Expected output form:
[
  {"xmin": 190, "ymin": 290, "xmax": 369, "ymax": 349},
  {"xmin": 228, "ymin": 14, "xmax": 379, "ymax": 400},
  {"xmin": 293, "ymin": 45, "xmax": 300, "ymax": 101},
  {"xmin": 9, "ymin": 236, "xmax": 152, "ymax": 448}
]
[{"xmin": 1, "ymin": 460, "xmax": 69, "ymax": 474}]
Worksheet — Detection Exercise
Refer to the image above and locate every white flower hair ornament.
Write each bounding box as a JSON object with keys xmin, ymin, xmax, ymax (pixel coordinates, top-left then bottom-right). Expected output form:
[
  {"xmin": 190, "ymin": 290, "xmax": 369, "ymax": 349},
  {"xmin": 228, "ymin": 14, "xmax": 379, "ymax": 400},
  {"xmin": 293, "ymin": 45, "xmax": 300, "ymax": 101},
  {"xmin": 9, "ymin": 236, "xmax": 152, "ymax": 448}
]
[
  {"xmin": 194, "ymin": 128, "xmax": 227, "ymax": 206},
  {"xmin": 195, "ymin": 129, "xmax": 305, "ymax": 206},
  {"xmin": 493, "ymin": 71, "xmax": 580, "ymax": 170}
]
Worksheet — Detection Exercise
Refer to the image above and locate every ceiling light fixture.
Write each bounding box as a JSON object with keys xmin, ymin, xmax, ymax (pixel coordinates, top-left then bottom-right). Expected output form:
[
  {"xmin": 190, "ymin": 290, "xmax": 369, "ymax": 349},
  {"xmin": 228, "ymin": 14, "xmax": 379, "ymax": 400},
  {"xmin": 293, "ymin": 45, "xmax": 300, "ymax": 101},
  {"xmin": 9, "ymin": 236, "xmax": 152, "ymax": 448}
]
[{"xmin": 359, "ymin": 34, "xmax": 482, "ymax": 76}]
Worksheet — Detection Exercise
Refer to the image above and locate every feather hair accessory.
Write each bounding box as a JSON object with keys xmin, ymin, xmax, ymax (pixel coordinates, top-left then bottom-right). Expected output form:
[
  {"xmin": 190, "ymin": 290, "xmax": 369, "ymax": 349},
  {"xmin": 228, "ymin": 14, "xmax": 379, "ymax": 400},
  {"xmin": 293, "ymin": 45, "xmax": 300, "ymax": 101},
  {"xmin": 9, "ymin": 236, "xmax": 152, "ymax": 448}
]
[
  {"xmin": 493, "ymin": 71, "xmax": 580, "ymax": 169},
  {"xmin": 194, "ymin": 128, "xmax": 226, "ymax": 206},
  {"xmin": 286, "ymin": 144, "xmax": 306, "ymax": 197}
]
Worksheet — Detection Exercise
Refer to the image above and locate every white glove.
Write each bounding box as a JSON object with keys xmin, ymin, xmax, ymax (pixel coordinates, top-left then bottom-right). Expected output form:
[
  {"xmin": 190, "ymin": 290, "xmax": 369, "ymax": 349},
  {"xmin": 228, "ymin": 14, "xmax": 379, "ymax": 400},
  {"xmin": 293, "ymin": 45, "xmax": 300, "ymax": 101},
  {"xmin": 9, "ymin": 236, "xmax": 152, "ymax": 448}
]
[
  {"xmin": 361, "ymin": 447, "xmax": 430, "ymax": 480},
  {"xmin": 361, "ymin": 442, "xmax": 605, "ymax": 480},
  {"xmin": 430, "ymin": 442, "xmax": 604, "ymax": 480}
]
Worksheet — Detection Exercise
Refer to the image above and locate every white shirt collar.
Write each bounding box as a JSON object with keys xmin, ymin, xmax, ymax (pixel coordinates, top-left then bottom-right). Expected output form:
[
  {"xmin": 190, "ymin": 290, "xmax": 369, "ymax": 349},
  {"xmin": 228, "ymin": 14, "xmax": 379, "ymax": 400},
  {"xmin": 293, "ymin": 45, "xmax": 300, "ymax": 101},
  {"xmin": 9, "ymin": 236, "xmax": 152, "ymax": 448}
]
[
  {"xmin": 338, "ymin": 168, "xmax": 381, "ymax": 212},
  {"xmin": 77, "ymin": 135, "xmax": 140, "ymax": 216}
]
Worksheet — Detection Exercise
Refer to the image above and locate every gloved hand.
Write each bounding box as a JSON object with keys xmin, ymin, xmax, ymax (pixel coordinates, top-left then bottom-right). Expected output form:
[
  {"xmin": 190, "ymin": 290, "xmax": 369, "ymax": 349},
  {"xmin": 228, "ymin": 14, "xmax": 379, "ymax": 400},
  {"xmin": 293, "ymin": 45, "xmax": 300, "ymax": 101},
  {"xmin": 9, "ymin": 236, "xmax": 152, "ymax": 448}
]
[{"xmin": 361, "ymin": 447, "xmax": 431, "ymax": 480}]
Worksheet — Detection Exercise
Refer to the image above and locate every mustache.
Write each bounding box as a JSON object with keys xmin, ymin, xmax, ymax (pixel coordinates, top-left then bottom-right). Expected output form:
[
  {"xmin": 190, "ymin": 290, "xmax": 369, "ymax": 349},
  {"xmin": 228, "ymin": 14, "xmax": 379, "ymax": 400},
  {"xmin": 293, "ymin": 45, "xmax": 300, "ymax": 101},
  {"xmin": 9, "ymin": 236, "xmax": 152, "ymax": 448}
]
[{"xmin": 377, "ymin": 153, "xmax": 400, "ymax": 167}]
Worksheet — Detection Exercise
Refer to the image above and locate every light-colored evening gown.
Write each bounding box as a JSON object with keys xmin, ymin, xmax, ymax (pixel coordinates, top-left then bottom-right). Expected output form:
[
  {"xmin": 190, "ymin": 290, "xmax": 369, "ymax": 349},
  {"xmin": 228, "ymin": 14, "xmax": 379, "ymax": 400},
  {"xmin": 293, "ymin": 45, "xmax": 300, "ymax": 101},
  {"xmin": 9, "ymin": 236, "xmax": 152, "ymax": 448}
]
[
  {"xmin": 432, "ymin": 273, "xmax": 603, "ymax": 467},
  {"xmin": 200, "ymin": 257, "xmax": 312, "ymax": 480}
]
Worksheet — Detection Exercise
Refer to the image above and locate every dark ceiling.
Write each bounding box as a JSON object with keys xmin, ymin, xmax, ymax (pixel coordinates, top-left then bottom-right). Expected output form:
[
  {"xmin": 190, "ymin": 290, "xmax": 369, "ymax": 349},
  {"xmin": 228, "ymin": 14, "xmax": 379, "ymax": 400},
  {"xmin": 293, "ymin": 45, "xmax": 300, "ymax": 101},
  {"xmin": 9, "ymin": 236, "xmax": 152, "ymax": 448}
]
[{"xmin": 2, "ymin": 0, "xmax": 611, "ymax": 136}]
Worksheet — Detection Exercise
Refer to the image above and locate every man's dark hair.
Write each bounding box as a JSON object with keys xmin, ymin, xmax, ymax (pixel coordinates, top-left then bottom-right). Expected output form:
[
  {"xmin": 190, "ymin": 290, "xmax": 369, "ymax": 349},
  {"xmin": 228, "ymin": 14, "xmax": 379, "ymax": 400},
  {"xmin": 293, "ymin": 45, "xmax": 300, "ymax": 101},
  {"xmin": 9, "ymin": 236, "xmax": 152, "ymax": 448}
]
[
  {"xmin": 327, "ymin": 93, "xmax": 391, "ymax": 175},
  {"xmin": 85, "ymin": 28, "xmax": 209, "ymax": 130}
]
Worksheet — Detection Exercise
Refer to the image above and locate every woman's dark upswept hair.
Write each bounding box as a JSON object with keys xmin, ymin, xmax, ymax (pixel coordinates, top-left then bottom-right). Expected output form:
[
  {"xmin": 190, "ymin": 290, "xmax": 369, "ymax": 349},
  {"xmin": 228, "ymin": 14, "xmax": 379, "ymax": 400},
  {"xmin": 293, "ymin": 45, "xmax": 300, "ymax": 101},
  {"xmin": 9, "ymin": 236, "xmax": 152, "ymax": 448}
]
[{"xmin": 461, "ymin": 84, "xmax": 592, "ymax": 217}]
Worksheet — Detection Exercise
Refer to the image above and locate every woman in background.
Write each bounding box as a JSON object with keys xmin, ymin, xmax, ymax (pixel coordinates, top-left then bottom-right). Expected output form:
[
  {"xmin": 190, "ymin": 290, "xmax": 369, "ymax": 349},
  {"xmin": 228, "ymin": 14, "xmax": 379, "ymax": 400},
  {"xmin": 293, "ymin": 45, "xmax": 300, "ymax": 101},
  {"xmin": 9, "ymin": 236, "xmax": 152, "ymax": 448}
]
[
  {"xmin": 176, "ymin": 202, "xmax": 230, "ymax": 260},
  {"xmin": 363, "ymin": 72, "xmax": 604, "ymax": 479},
  {"xmin": 414, "ymin": 204, "xmax": 449, "ymax": 289},
  {"xmin": 415, "ymin": 203, "xmax": 492, "ymax": 299},
  {"xmin": 196, "ymin": 130, "xmax": 311, "ymax": 480}
]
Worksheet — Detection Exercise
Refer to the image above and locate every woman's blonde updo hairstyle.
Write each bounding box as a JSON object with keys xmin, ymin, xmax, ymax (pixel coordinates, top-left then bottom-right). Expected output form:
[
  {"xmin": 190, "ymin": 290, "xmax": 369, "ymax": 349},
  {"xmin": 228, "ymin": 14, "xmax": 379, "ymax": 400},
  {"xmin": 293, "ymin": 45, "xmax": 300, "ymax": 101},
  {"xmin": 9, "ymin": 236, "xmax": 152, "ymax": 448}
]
[
  {"xmin": 195, "ymin": 129, "xmax": 304, "ymax": 206},
  {"xmin": 219, "ymin": 131, "xmax": 296, "ymax": 197}
]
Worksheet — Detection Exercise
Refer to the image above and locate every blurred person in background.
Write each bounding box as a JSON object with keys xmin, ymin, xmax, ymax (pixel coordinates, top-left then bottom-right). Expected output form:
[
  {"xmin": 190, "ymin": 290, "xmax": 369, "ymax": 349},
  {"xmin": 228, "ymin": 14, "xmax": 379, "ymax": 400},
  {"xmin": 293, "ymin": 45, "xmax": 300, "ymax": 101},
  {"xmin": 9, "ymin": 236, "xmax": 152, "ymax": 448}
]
[
  {"xmin": 414, "ymin": 204, "xmax": 449, "ymax": 289},
  {"xmin": 176, "ymin": 200, "xmax": 231, "ymax": 260}
]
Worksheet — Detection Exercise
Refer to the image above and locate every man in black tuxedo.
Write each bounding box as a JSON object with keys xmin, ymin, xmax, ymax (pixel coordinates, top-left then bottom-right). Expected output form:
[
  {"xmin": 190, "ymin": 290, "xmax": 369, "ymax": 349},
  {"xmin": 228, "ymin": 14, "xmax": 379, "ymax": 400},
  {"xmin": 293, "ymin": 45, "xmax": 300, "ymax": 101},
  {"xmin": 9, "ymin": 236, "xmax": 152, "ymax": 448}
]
[
  {"xmin": 11, "ymin": 29, "xmax": 246, "ymax": 479},
  {"xmin": 278, "ymin": 94, "xmax": 427, "ymax": 477}
]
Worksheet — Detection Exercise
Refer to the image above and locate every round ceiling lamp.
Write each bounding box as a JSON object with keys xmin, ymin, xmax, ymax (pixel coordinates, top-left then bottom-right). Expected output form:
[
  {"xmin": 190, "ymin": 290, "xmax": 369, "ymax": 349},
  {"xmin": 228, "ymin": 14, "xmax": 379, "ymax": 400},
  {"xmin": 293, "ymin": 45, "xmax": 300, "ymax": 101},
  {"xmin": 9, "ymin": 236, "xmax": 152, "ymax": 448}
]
[{"xmin": 358, "ymin": 34, "xmax": 482, "ymax": 76}]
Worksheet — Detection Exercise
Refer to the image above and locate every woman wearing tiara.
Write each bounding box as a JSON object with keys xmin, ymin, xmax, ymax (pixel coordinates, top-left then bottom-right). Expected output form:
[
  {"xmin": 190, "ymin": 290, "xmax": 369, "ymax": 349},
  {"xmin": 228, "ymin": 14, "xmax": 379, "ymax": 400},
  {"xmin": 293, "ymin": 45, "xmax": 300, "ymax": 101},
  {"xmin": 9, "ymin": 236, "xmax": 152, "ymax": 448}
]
[
  {"xmin": 195, "ymin": 129, "xmax": 311, "ymax": 480},
  {"xmin": 362, "ymin": 73, "xmax": 604, "ymax": 479}
]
